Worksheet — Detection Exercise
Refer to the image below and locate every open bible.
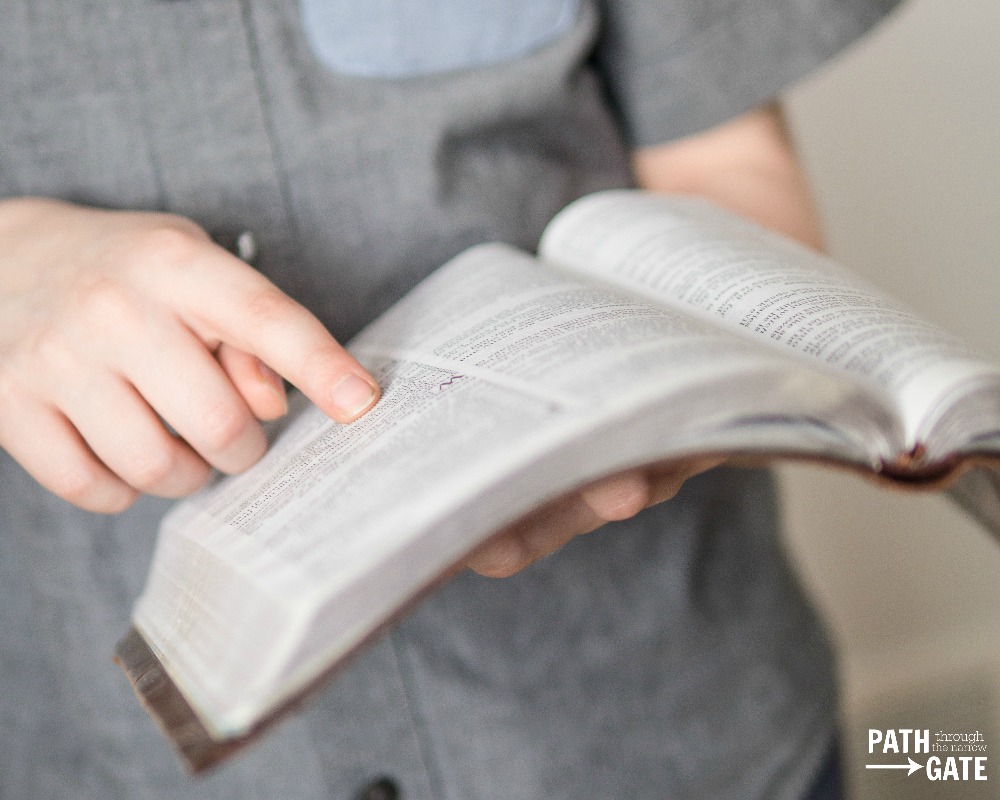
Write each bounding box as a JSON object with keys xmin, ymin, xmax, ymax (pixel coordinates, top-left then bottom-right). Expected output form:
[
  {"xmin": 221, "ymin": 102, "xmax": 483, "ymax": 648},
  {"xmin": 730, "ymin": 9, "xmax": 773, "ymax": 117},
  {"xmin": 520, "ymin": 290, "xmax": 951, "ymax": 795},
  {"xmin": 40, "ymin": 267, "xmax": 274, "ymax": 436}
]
[{"xmin": 115, "ymin": 190, "xmax": 1000, "ymax": 772}]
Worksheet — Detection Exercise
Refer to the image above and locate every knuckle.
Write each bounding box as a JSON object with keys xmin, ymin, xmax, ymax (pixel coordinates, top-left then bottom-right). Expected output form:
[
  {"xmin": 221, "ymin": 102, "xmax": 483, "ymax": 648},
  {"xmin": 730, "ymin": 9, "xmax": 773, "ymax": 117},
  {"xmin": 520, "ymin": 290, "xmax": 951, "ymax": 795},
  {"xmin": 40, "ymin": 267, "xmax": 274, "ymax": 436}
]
[
  {"xmin": 198, "ymin": 402, "xmax": 252, "ymax": 454},
  {"xmin": 74, "ymin": 277, "xmax": 140, "ymax": 330},
  {"xmin": 126, "ymin": 446, "xmax": 177, "ymax": 491},
  {"xmin": 29, "ymin": 325, "xmax": 75, "ymax": 372},
  {"xmin": 614, "ymin": 487, "xmax": 650, "ymax": 519},
  {"xmin": 50, "ymin": 462, "xmax": 104, "ymax": 506},
  {"xmin": 299, "ymin": 342, "xmax": 350, "ymax": 387},
  {"xmin": 587, "ymin": 475, "xmax": 651, "ymax": 522},
  {"xmin": 129, "ymin": 223, "xmax": 206, "ymax": 268},
  {"xmin": 243, "ymin": 286, "xmax": 299, "ymax": 327},
  {"xmin": 470, "ymin": 539, "xmax": 529, "ymax": 579}
]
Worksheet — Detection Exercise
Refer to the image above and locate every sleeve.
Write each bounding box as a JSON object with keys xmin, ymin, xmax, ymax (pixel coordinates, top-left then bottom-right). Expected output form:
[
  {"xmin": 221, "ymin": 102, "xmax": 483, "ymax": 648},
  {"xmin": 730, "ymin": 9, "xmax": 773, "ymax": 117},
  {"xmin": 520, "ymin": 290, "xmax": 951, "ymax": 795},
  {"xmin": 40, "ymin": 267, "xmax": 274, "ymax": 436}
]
[{"xmin": 595, "ymin": 0, "xmax": 904, "ymax": 147}]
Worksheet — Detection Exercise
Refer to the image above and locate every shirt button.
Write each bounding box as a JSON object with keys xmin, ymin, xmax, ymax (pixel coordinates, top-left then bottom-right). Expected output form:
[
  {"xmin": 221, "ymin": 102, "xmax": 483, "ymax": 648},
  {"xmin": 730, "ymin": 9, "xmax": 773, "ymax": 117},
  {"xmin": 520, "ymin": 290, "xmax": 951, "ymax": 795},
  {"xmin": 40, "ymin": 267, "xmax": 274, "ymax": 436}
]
[
  {"xmin": 355, "ymin": 776, "xmax": 401, "ymax": 800},
  {"xmin": 233, "ymin": 230, "xmax": 258, "ymax": 264},
  {"xmin": 212, "ymin": 229, "xmax": 259, "ymax": 265}
]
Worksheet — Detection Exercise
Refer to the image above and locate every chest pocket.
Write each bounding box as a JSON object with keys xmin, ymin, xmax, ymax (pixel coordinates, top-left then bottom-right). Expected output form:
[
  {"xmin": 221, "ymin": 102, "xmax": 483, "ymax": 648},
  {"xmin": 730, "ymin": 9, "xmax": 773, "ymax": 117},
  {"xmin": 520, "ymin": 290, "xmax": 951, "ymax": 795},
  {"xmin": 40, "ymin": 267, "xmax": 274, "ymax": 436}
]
[{"xmin": 299, "ymin": 0, "xmax": 581, "ymax": 79}]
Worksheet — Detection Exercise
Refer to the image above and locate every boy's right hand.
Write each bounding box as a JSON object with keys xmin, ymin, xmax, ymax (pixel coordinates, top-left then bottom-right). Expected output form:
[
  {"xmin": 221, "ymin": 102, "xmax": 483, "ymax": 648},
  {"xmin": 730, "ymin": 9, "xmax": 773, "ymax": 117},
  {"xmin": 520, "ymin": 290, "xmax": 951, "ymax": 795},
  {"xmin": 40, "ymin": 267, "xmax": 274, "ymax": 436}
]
[{"xmin": 0, "ymin": 198, "xmax": 380, "ymax": 513}]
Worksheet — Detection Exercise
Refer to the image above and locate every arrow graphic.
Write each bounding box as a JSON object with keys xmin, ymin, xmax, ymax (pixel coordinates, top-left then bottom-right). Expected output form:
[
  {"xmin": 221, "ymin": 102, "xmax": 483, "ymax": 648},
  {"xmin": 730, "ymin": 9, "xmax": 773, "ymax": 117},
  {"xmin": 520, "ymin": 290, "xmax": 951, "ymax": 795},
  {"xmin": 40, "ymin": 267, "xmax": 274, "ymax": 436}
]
[{"xmin": 865, "ymin": 757, "xmax": 923, "ymax": 776}]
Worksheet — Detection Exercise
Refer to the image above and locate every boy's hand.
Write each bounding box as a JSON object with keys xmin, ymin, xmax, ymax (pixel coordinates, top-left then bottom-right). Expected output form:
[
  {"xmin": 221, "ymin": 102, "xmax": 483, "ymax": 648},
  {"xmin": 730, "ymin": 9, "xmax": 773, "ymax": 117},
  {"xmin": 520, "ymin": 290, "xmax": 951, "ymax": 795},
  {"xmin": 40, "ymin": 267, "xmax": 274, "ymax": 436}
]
[{"xmin": 0, "ymin": 198, "xmax": 380, "ymax": 513}]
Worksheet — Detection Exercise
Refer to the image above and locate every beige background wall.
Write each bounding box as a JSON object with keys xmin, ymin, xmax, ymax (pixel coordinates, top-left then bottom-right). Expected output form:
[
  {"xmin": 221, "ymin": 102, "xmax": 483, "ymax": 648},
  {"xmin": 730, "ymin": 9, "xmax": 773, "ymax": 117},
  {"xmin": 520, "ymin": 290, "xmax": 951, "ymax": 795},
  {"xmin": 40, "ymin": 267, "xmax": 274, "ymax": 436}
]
[{"xmin": 780, "ymin": 0, "xmax": 1000, "ymax": 796}]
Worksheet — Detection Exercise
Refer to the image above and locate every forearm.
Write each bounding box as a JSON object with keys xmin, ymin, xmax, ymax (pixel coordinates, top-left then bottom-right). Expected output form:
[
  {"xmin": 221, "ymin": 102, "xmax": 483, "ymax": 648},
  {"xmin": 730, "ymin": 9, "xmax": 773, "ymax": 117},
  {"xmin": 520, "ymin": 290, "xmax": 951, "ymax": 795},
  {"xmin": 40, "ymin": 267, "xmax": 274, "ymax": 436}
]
[{"xmin": 631, "ymin": 103, "xmax": 824, "ymax": 251}]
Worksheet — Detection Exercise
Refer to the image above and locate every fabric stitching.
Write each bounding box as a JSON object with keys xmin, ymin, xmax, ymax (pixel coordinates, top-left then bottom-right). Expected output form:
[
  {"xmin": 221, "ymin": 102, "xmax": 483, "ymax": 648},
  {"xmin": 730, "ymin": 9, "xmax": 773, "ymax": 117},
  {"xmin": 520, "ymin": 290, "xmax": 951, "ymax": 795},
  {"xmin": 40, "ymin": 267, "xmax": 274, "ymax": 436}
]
[
  {"xmin": 236, "ymin": 0, "xmax": 304, "ymax": 249},
  {"xmin": 388, "ymin": 629, "xmax": 450, "ymax": 800}
]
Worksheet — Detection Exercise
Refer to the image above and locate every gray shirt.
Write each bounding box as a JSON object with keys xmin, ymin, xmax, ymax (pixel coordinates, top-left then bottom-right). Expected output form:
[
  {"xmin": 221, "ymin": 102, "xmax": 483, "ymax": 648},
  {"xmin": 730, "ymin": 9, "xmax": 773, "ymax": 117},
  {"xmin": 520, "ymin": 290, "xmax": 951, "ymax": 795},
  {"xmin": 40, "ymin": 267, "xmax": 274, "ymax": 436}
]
[{"xmin": 0, "ymin": 1, "xmax": 899, "ymax": 798}]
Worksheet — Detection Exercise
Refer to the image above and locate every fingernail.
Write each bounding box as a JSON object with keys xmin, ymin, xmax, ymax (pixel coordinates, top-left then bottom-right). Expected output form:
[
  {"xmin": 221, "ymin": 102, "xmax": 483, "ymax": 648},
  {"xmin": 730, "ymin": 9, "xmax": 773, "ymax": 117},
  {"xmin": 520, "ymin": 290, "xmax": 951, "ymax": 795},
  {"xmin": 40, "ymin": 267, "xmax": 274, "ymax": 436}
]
[
  {"xmin": 257, "ymin": 359, "xmax": 288, "ymax": 411},
  {"xmin": 331, "ymin": 373, "xmax": 378, "ymax": 420}
]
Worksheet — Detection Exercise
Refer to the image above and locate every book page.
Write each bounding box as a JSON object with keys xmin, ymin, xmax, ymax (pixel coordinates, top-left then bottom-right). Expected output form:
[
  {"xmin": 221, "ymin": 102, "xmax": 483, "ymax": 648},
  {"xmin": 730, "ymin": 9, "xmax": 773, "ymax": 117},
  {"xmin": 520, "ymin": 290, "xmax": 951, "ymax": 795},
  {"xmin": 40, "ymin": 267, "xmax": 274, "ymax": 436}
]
[
  {"xmin": 540, "ymin": 191, "xmax": 1000, "ymax": 454},
  {"xmin": 133, "ymin": 243, "xmax": 886, "ymax": 733},
  {"xmin": 185, "ymin": 243, "xmax": 855, "ymax": 577}
]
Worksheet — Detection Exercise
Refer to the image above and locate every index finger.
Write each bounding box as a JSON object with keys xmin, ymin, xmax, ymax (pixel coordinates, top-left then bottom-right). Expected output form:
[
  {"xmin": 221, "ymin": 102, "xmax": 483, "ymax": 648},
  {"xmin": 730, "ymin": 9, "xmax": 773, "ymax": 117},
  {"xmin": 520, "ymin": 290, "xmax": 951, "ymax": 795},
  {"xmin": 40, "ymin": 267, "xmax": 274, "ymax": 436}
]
[{"xmin": 168, "ymin": 245, "xmax": 380, "ymax": 424}]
